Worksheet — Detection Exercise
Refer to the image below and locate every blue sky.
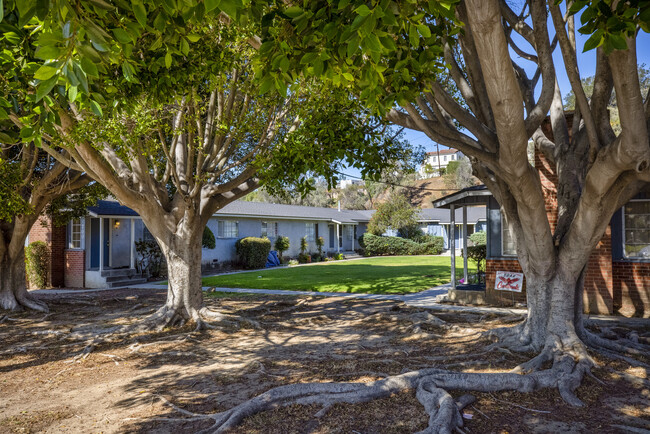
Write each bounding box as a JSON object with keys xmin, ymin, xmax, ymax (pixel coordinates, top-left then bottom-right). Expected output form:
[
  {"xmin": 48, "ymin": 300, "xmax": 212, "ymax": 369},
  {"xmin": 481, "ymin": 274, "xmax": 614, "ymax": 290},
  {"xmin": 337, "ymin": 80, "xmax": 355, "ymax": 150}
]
[{"xmin": 340, "ymin": 20, "xmax": 650, "ymax": 180}]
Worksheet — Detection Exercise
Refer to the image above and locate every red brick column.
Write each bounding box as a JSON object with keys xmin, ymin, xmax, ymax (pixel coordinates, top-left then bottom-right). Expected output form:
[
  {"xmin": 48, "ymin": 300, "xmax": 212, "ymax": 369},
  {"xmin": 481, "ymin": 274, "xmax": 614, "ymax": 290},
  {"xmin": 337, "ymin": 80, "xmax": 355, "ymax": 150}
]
[
  {"xmin": 485, "ymin": 259, "xmax": 527, "ymax": 306},
  {"xmin": 64, "ymin": 250, "xmax": 85, "ymax": 288},
  {"xmin": 613, "ymin": 262, "xmax": 650, "ymax": 318}
]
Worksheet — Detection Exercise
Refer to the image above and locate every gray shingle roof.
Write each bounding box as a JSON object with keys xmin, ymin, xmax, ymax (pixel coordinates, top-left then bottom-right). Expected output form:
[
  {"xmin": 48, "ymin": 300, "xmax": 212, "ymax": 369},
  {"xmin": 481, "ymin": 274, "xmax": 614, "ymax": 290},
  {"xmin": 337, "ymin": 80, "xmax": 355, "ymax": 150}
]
[
  {"xmin": 215, "ymin": 201, "xmax": 486, "ymax": 225},
  {"xmin": 84, "ymin": 199, "xmax": 486, "ymax": 224},
  {"xmin": 215, "ymin": 201, "xmax": 367, "ymax": 224},
  {"xmin": 87, "ymin": 200, "xmax": 139, "ymax": 217}
]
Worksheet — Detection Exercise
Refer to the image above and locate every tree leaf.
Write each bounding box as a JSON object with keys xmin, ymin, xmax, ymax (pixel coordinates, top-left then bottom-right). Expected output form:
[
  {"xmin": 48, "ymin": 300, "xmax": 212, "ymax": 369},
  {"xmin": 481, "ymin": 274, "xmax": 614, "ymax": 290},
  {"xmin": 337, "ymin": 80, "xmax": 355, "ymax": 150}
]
[
  {"xmin": 583, "ymin": 29, "xmax": 603, "ymax": 52},
  {"xmin": 89, "ymin": 99, "xmax": 103, "ymax": 117},
  {"xmin": 132, "ymin": 1, "xmax": 147, "ymax": 28},
  {"xmin": 165, "ymin": 51, "xmax": 172, "ymax": 68},
  {"xmin": 0, "ymin": 0, "xmax": 4, "ymax": 23},
  {"xmin": 35, "ymin": 76, "xmax": 58, "ymax": 101},
  {"xmin": 34, "ymin": 65, "xmax": 58, "ymax": 80},
  {"xmin": 205, "ymin": 0, "xmax": 220, "ymax": 13},
  {"xmin": 112, "ymin": 28, "xmax": 132, "ymax": 44},
  {"xmin": 355, "ymin": 5, "xmax": 371, "ymax": 16},
  {"xmin": 80, "ymin": 57, "xmax": 99, "ymax": 77},
  {"xmin": 284, "ymin": 6, "xmax": 303, "ymax": 18},
  {"xmin": 68, "ymin": 85, "xmax": 78, "ymax": 102}
]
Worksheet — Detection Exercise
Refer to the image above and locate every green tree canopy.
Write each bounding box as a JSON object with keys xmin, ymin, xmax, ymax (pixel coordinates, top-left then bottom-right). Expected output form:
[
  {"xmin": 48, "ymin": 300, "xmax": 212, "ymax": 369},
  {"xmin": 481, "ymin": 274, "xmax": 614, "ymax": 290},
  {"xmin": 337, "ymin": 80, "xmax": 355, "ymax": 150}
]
[{"xmin": 367, "ymin": 193, "xmax": 419, "ymax": 236}]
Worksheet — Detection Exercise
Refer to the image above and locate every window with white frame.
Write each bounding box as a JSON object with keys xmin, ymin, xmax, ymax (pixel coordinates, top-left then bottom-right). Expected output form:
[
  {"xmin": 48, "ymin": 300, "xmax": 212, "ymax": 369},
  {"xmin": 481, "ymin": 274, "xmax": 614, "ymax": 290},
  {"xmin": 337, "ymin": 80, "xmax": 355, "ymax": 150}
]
[
  {"xmin": 218, "ymin": 220, "xmax": 239, "ymax": 238},
  {"xmin": 501, "ymin": 212, "xmax": 516, "ymax": 256},
  {"xmin": 142, "ymin": 226, "xmax": 155, "ymax": 243},
  {"xmin": 261, "ymin": 221, "xmax": 278, "ymax": 238},
  {"xmin": 623, "ymin": 200, "xmax": 650, "ymax": 258},
  {"xmin": 305, "ymin": 223, "xmax": 316, "ymax": 242},
  {"xmin": 345, "ymin": 225, "xmax": 354, "ymax": 240},
  {"xmin": 69, "ymin": 219, "xmax": 82, "ymax": 249}
]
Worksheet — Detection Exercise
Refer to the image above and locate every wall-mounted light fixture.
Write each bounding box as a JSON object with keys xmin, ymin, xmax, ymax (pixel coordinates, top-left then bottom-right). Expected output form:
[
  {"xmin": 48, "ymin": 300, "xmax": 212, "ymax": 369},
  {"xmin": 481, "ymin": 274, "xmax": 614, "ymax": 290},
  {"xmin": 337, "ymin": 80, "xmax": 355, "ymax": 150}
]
[{"xmin": 114, "ymin": 219, "xmax": 121, "ymax": 229}]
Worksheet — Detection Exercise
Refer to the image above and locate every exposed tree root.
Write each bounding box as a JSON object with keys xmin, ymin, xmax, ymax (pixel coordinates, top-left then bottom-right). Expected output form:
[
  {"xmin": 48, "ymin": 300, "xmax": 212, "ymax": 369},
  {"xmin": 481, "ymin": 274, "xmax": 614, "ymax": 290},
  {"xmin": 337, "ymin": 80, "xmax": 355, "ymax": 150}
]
[
  {"xmin": 138, "ymin": 344, "xmax": 596, "ymax": 434},
  {"xmin": 582, "ymin": 329, "xmax": 650, "ymax": 358},
  {"xmin": 484, "ymin": 320, "xmax": 538, "ymax": 353},
  {"xmin": 132, "ymin": 304, "xmax": 260, "ymax": 333},
  {"xmin": 0, "ymin": 292, "xmax": 50, "ymax": 313}
]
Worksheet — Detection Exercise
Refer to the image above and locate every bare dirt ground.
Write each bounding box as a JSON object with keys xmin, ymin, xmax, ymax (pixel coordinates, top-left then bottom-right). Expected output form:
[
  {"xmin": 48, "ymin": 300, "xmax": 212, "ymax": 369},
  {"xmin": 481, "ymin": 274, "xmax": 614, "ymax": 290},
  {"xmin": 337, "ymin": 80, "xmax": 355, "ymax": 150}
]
[{"xmin": 0, "ymin": 288, "xmax": 649, "ymax": 434}]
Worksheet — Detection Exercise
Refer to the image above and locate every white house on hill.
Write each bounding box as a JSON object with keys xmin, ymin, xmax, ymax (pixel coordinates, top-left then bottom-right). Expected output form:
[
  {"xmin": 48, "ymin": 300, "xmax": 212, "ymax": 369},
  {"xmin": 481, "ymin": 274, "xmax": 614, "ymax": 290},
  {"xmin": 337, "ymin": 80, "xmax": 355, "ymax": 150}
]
[{"xmin": 419, "ymin": 149, "xmax": 464, "ymax": 177}]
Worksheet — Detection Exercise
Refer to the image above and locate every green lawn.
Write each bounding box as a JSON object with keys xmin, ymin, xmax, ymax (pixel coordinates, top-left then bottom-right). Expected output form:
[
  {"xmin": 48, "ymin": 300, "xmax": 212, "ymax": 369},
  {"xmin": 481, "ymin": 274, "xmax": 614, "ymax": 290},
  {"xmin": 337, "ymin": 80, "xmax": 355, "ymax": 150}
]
[{"xmin": 202, "ymin": 256, "xmax": 474, "ymax": 295}]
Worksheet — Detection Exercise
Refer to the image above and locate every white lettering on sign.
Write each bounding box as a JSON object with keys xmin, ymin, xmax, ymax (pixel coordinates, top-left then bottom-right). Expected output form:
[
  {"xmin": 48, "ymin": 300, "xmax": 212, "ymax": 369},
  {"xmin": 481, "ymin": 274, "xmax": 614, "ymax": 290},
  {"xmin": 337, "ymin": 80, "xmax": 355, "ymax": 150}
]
[{"xmin": 495, "ymin": 271, "xmax": 524, "ymax": 292}]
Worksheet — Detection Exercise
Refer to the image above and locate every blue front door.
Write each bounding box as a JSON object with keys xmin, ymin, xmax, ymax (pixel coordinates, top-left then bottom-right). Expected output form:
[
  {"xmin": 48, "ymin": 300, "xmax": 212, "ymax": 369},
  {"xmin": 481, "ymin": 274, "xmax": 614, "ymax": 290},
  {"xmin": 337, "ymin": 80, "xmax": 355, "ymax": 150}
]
[{"xmin": 90, "ymin": 218, "xmax": 100, "ymax": 268}]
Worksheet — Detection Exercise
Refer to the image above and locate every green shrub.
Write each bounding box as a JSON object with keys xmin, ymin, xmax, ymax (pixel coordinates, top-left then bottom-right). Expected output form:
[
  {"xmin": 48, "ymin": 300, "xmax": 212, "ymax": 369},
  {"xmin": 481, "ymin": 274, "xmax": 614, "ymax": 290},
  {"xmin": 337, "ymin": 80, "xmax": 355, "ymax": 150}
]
[
  {"xmin": 236, "ymin": 237, "xmax": 271, "ymax": 269},
  {"xmin": 299, "ymin": 236, "xmax": 308, "ymax": 255},
  {"xmin": 361, "ymin": 233, "xmax": 444, "ymax": 256},
  {"xmin": 135, "ymin": 239, "xmax": 165, "ymax": 278},
  {"xmin": 334, "ymin": 253, "xmax": 345, "ymax": 260},
  {"xmin": 362, "ymin": 233, "xmax": 418, "ymax": 256},
  {"xmin": 298, "ymin": 253, "xmax": 311, "ymax": 264},
  {"xmin": 469, "ymin": 230, "xmax": 486, "ymax": 246},
  {"xmin": 202, "ymin": 226, "xmax": 216, "ymax": 249},
  {"xmin": 315, "ymin": 236, "xmax": 325, "ymax": 258},
  {"xmin": 466, "ymin": 244, "xmax": 487, "ymax": 273},
  {"xmin": 420, "ymin": 235, "xmax": 444, "ymax": 255},
  {"xmin": 274, "ymin": 236, "xmax": 290, "ymax": 261},
  {"xmin": 288, "ymin": 259, "xmax": 299, "ymax": 266},
  {"xmin": 25, "ymin": 241, "xmax": 49, "ymax": 289}
]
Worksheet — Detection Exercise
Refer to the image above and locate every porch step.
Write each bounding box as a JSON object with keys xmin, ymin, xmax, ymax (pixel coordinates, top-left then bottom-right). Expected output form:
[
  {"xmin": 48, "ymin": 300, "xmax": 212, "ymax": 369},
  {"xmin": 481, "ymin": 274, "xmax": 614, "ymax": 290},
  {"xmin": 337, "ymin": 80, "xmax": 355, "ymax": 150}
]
[
  {"xmin": 101, "ymin": 268, "xmax": 138, "ymax": 278},
  {"xmin": 340, "ymin": 251, "xmax": 362, "ymax": 259},
  {"xmin": 105, "ymin": 272, "xmax": 141, "ymax": 282},
  {"xmin": 106, "ymin": 277, "xmax": 148, "ymax": 288}
]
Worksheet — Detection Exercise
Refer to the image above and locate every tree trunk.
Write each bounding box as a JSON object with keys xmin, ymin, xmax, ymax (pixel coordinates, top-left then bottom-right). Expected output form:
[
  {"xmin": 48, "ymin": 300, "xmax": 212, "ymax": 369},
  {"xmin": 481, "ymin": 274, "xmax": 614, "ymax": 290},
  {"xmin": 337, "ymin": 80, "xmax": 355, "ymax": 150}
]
[
  {"xmin": 144, "ymin": 217, "xmax": 220, "ymax": 330},
  {"xmin": 0, "ymin": 248, "xmax": 48, "ymax": 312}
]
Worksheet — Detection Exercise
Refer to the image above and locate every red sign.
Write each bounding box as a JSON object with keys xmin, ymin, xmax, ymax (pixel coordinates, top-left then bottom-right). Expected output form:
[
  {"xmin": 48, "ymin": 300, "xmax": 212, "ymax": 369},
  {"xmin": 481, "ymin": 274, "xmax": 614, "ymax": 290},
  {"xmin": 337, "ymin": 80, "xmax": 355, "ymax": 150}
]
[{"xmin": 495, "ymin": 271, "xmax": 524, "ymax": 292}]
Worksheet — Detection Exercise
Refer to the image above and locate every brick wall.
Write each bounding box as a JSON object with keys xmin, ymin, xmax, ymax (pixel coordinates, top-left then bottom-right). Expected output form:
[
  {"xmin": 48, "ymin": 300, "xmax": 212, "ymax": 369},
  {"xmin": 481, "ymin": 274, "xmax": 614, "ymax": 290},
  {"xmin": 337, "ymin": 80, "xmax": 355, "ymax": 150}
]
[
  {"xmin": 64, "ymin": 250, "xmax": 85, "ymax": 288},
  {"xmin": 485, "ymin": 259, "xmax": 527, "ymax": 306},
  {"xmin": 50, "ymin": 224, "xmax": 66, "ymax": 287},
  {"xmin": 583, "ymin": 226, "xmax": 613, "ymax": 314},
  {"xmin": 613, "ymin": 262, "xmax": 650, "ymax": 318},
  {"xmin": 27, "ymin": 214, "xmax": 67, "ymax": 288}
]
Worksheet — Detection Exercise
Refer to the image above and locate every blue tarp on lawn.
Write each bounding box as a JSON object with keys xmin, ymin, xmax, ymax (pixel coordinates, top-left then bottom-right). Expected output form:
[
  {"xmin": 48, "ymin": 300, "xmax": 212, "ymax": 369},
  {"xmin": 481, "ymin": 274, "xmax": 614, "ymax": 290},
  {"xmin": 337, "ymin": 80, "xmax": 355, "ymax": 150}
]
[{"xmin": 266, "ymin": 251, "xmax": 281, "ymax": 268}]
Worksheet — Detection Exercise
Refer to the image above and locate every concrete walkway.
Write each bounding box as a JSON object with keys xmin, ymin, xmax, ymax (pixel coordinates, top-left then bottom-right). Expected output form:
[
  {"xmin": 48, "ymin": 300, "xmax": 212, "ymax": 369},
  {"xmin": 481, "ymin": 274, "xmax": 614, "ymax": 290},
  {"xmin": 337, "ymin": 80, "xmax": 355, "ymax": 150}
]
[
  {"xmin": 31, "ymin": 283, "xmax": 650, "ymax": 325},
  {"xmin": 32, "ymin": 281, "xmax": 528, "ymax": 316}
]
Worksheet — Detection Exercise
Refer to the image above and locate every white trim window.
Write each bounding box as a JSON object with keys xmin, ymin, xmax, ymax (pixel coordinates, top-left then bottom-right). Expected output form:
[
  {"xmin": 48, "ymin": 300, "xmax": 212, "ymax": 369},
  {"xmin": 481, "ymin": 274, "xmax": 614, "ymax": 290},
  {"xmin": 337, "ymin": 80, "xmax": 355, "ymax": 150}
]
[
  {"xmin": 623, "ymin": 200, "xmax": 650, "ymax": 258},
  {"xmin": 345, "ymin": 225, "xmax": 354, "ymax": 241},
  {"xmin": 218, "ymin": 220, "xmax": 239, "ymax": 238},
  {"xmin": 305, "ymin": 223, "xmax": 316, "ymax": 242},
  {"xmin": 261, "ymin": 221, "xmax": 278, "ymax": 238},
  {"xmin": 69, "ymin": 218, "xmax": 82, "ymax": 249},
  {"xmin": 142, "ymin": 226, "xmax": 156, "ymax": 243},
  {"xmin": 501, "ymin": 212, "xmax": 516, "ymax": 256}
]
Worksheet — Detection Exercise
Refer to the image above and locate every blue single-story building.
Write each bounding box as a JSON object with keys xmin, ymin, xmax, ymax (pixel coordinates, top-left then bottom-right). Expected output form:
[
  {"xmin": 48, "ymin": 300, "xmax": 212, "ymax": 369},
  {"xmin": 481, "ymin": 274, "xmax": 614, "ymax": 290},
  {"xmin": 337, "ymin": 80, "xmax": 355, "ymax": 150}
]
[{"xmin": 30, "ymin": 199, "xmax": 486, "ymax": 288}]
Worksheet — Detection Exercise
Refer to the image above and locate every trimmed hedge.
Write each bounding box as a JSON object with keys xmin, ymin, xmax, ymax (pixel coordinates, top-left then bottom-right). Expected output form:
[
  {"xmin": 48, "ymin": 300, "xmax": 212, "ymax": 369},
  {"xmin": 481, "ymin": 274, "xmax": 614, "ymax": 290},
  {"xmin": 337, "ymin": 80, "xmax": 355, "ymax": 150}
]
[
  {"xmin": 202, "ymin": 226, "xmax": 216, "ymax": 249},
  {"xmin": 236, "ymin": 237, "xmax": 271, "ymax": 269},
  {"xmin": 25, "ymin": 241, "xmax": 49, "ymax": 289},
  {"xmin": 359, "ymin": 233, "xmax": 444, "ymax": 256},
  {"xmin": 469, "ymin": 230, "xmax": 486, "ymax": 246}
]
